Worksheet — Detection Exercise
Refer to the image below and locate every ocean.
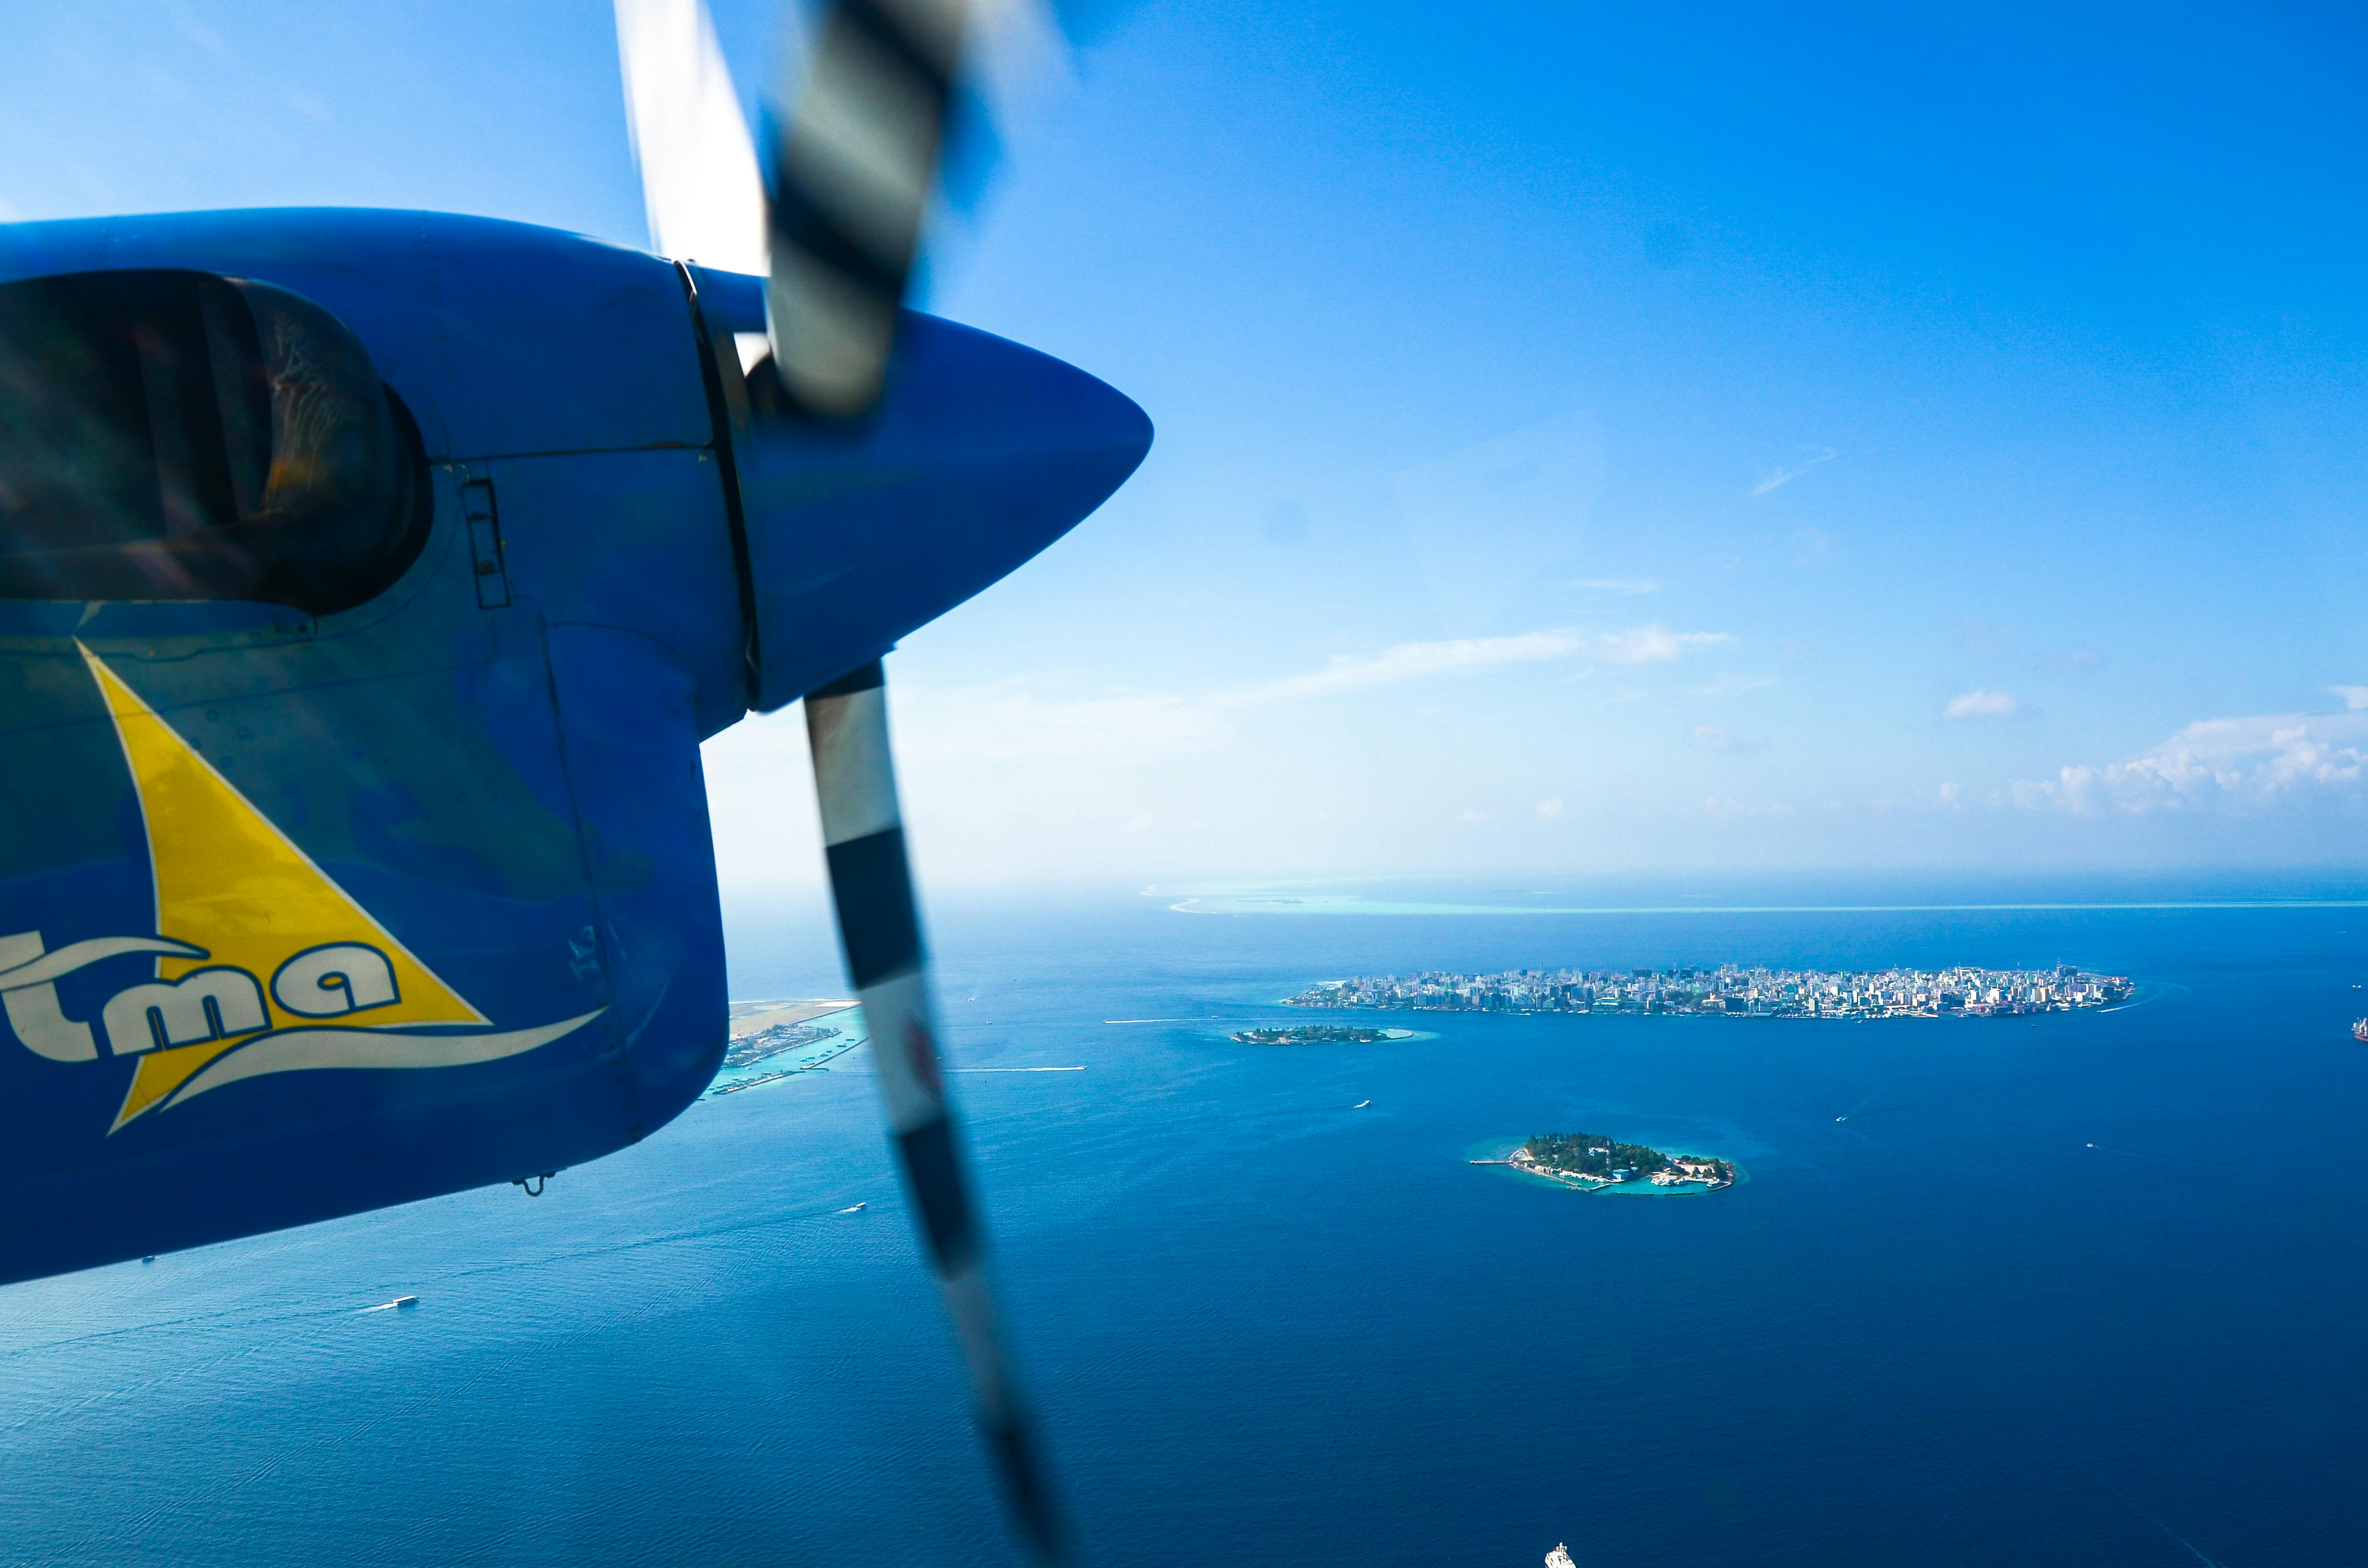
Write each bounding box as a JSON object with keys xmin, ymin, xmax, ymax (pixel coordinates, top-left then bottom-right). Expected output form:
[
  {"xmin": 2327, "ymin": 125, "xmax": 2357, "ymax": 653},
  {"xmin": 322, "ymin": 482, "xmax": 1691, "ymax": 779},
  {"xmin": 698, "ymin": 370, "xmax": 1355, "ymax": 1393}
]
[{"xmin": 2, "ymin": 879, "xmax": 2363, "ymax": 1565}]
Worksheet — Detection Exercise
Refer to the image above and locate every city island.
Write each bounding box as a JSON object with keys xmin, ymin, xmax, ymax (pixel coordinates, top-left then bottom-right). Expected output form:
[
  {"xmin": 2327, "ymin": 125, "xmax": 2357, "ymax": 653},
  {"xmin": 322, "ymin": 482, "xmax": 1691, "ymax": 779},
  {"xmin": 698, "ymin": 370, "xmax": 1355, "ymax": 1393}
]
[
  {"xmin": 1286, "ymin": 963, "xmax": 2132, "ymax": 1020},
  {"xmin": 1479, "ymin": 1132, "xmax": 1736, "ymax": 1192},
  {"xmin": 1231, "ymin": 1024, "xmax": 1412, "ymax": 1045}
]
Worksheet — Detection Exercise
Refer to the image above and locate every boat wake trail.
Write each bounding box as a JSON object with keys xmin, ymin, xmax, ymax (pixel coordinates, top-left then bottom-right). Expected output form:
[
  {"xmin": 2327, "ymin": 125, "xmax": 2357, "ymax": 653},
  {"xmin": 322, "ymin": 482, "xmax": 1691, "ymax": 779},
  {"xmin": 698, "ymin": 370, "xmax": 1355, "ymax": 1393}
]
[
  {"xmin": 2099, "ymin": 981, "xmax": 2185, "ymax": 1013},
  {"xmin": 1834, "ymin": 1086, "xmax": 1887, "ymax": 1122},
  {"xmin": 2085, "ymin": 1467, "xmax": 2227, "ymax": 1566},
  {"xmin": 944, "ymin": 1066, "xmax": 1086, "ymax": 1073},
  {"xmin": 1244, "ymin": 1099, "xmax": 1378, "ymax": 1121}
]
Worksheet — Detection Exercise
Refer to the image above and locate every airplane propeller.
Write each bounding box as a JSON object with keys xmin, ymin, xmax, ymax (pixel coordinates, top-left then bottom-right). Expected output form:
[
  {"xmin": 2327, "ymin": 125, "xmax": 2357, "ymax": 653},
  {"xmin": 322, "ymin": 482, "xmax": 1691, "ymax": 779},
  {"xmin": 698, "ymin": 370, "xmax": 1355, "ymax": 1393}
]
[
  {"xmin": 761, "ymin": 0, "xmax": 966, "ymax": 418},
  {"xmin": 614, "ymin": 0, "xmax": 1062, "ymax": 1558},
  {"xmin": 805, "ymin": 660, "xmax": 1057, "ymax": 1551}
]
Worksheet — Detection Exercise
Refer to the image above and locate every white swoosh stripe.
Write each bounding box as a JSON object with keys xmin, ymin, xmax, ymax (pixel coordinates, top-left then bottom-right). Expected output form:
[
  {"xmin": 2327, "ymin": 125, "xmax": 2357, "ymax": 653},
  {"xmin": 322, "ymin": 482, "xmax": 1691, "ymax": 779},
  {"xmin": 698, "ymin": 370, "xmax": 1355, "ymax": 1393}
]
[
  {"xmin": 162, "ymin": 1011, "xmax": 606, "ymax": 1112},
  {"xmin": 0, "ymin": 936, "xmax": 207, "ymax": 991}
]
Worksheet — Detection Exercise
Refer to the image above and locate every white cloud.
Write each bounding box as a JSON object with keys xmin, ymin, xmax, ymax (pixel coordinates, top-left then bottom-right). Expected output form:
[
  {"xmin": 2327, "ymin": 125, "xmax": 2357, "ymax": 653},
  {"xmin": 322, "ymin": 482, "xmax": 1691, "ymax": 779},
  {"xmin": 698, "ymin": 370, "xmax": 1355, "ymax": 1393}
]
[
  {"xmin": 1692, "ymin": 724, "xmax": 1739, "ymax": 750},
  {"xmin": 1944, "ymin": 689, "xmax": 2023, "ymax": 720},
  {"xmin": 1534, "ymin": 798, "xmax": 1565, "ymax": 820},
  {"xmin": 1225, "ymin": 630, "xmax": 1582, "ymax": 705},
  {"xmin": 1573, "ymin": 577, "xmax": 1662, "ymax": 596},
  {"xmin": 788, "ymin": 630, "xmax": 1594, "ymax": 781},
  {"xmin": 1688, "ymin": 672, "xmax": 1778, "ymax": 698},
  {"xmin": 894, "ymin": 684, "xmax": 1223, "ymax": 764},
  {"xmin": 2012, "ymin": 704, "xmax": 2368, "ymax": 814},
  {"xmin": 1751, "ymin": 447, "xmax": 1838, "ymax": 497},
  {"xmin": 2331, "ymin": 686, "xmax": 2368, "ymax": 711},
  {"xmin": 1592, "ymin": 623, "xmax": 1733, "ymax": 664}
]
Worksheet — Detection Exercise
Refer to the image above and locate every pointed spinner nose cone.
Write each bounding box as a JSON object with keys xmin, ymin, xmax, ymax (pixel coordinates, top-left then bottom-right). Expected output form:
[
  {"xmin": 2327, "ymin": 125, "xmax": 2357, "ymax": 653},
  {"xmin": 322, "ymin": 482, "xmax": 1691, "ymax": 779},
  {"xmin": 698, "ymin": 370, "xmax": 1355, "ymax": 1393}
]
[{"xmin": 738, "ymin": 315, "xmax": 1152, "ymax": 710}]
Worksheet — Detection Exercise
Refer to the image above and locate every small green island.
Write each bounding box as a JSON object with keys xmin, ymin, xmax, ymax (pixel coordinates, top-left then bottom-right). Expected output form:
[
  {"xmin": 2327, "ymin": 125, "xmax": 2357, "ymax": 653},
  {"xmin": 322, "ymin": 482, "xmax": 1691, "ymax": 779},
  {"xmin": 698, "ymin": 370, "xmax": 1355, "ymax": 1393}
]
[
  {"xmin": 1231, "ymin": 1025, "xmax": 1402, "ymax": 1045},
  {"xmin": 1485, "ymin": 1131, "xmax": 1736, "ymax": 1191}
]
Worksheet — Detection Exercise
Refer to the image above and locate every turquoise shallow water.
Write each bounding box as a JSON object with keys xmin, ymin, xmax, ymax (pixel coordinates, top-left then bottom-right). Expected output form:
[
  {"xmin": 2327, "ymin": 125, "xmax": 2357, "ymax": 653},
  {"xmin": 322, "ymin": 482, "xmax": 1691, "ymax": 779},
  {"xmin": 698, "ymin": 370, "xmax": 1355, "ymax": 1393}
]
[{"xmin": 2, "ymin": 882, "xmax": 2365, "ymax": 1564}]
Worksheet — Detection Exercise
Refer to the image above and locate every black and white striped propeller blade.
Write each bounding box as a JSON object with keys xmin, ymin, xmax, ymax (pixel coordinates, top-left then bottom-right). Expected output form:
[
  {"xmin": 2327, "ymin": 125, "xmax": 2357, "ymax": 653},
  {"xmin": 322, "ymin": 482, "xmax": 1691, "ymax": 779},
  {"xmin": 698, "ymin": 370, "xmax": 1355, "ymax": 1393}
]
[
  {"xmin": 763, "ymin": 0, "xmax": 973, "ymax": 418},
  {"xmin": 617, "ymin": 0, "xmax": 979, "ymax": 416},
  {"xmin": 617, "ymin": 4, "xmax": 1066, "ymax": 1554},
  {"xmin": 806, "ymin": 660, "xmax": 1062, "ymax": 1561}
]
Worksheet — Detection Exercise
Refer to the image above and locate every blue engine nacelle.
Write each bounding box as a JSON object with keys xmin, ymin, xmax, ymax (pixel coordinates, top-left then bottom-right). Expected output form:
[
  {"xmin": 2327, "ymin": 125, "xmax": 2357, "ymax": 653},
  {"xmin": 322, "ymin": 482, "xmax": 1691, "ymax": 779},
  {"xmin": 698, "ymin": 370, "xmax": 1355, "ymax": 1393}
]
[{"xmin": 0, "ymin": 209, "xmax": 1150, "ymax": 1284}]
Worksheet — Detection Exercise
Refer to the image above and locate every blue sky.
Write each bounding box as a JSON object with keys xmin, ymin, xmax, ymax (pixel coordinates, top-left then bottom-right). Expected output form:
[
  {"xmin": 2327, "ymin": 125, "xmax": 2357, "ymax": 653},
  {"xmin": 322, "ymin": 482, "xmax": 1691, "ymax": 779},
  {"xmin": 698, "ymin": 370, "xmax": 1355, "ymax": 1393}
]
[{"xmin": 7, "ymin": 1, "xmax": 2368, "ymax": 886}]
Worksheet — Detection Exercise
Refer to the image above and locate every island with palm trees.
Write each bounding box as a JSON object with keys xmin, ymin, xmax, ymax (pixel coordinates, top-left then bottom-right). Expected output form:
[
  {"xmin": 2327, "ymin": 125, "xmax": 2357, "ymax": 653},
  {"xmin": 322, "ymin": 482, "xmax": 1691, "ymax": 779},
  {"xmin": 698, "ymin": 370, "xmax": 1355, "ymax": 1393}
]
[{"xmin": 1480, "ymin": 1131, "xmax": 1736, "ymax": 1191}]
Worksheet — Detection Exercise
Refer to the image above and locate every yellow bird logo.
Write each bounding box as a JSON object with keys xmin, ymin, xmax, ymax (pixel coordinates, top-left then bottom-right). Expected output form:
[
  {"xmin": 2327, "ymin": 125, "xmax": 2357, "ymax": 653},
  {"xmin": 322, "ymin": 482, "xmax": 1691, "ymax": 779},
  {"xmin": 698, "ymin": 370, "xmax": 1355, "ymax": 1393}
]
[{"xmin": 0, "ymin": 646, "xmax": 598, "ymax": 1133}]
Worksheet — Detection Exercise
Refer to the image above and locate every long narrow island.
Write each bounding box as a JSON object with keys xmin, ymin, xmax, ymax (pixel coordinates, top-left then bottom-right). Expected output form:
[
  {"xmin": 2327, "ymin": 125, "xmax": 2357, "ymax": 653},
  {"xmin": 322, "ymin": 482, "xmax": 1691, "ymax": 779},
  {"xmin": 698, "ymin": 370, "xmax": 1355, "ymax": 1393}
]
[
  {"xmin": 1231, "ymin": 1025, "xmax": 1406, "ymax": 1044},
  {"xmin": 1488, "ymin": 1132, "xmax": 1736, "ymax": 1191},
  {"xmin": 1289, "ymin": 962, "xmax": 2132, "ymax": 1019},
  {"xmin": 723, "ymin": 1021, "xmax": 840, "ymax": 1069}
]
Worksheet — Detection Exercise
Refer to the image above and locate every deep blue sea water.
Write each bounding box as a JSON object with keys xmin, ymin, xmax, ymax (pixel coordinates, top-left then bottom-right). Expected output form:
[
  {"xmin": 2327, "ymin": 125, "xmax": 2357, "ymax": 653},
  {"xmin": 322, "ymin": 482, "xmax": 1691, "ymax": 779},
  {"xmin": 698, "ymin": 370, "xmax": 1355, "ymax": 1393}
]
[{"xmin": 4, "ymin": 881, "xmax": 2366, "ymax": 1566}]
